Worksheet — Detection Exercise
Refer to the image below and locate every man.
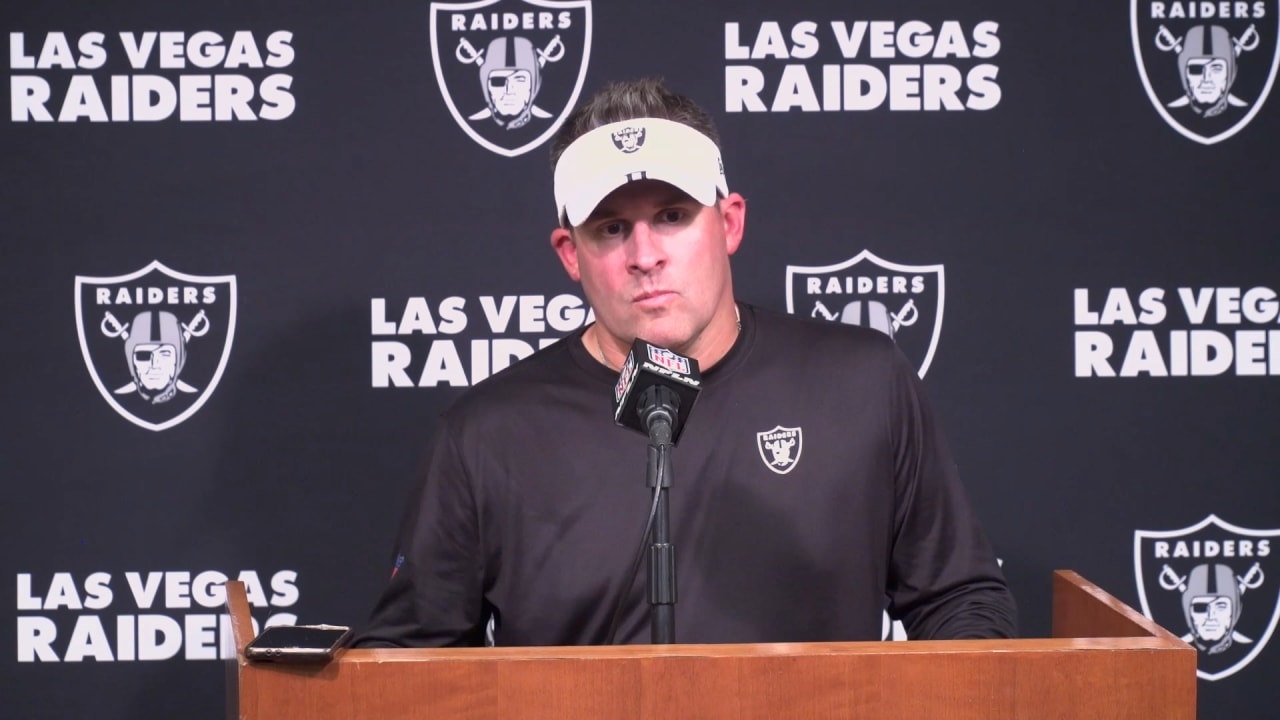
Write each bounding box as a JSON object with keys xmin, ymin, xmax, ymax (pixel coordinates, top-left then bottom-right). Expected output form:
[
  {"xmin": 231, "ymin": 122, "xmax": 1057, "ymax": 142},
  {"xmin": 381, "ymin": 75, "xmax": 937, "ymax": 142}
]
[{"xmin": 356, "ymin": 78, "xmax": 1015, "ymax": 647}]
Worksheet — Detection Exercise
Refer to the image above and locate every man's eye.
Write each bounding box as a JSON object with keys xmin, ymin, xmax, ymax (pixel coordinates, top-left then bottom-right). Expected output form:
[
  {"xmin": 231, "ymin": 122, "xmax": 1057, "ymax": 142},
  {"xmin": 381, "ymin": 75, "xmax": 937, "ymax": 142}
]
[
  {"xmin": 601, "ymin": 222, "xmax": 625, "ymax": 236},
  {"xmin": 660, "ymin": 209, "xmax": 686, "ymax": 223}
]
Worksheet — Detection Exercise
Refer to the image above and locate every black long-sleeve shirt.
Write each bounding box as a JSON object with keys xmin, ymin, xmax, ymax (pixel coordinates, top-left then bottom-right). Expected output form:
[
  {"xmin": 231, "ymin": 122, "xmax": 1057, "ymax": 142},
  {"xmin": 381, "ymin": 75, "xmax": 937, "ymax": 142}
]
[{"xmin": 356, "ymin": 303, "xmax": 1016, "ymax": 646}]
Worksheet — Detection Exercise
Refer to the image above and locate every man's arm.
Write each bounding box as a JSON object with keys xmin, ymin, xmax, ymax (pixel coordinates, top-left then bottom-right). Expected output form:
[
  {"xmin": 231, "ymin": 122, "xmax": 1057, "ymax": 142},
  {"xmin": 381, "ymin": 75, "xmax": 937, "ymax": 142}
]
[
  {"xmin": 353, "ymin": 422, "xmax": 488, "ymax": 647},
  {"xmin": 882, "ymin": 347, "xmax": 1018, "ymax": 640}
]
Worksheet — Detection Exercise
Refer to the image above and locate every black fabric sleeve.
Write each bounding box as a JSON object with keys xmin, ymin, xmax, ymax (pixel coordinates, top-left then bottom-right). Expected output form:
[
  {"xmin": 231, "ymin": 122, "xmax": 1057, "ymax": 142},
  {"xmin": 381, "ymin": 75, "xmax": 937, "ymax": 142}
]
[
  {"xmin": 352, "ymin": 420, "xmax": 488, "ymax": 648},
  {"xmin": 882, "ymin": 346, "xmax": 1018, "ymax": 640}
]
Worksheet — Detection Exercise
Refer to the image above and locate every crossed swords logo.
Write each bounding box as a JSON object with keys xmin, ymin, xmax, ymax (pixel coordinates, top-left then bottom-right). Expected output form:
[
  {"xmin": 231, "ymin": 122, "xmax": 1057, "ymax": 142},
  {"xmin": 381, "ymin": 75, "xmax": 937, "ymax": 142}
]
[
  {"xmin": 455, "ymin": 34, "xmax": 565, "ymax": 122},
  {"xmin": 811, "ymin": 298, "xmax": 920, "ymax": 334},
  {"xmin": 1159, "ymin": 561, "xmax": 1265, "ymax": 644},
  {"xmin": 100, "ymin": 309, "xmax": 209, "ymax": 395},
  {"xmin": 1155, "ymin": 23, "xmax": 1260, "ymax": 108}
]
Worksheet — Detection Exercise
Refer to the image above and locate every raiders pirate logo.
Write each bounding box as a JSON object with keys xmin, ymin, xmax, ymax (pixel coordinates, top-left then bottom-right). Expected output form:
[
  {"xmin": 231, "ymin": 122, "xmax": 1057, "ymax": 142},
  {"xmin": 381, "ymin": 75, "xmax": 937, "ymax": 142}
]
[
  {"xmin": 611, "ymin": 125, "xmax": 645, "ymax": 153},
  {"xmin": 75, "ymin": 261, "xmax": 237, "ymax": 431},
  {"xmin": 756, "ymin": 425, "xmax": 803, "ymax": 475},
  {"xmin": 785, "ymin": 250, "xmax": 945, "ymax": 377},
  {"xmin": 1134, "ymin": 514, "xmax": 1280, "ymax": 680},
  {"xmin": 429, "ymin": 0, "xmax": 592, "ymax": 157},
  {"xmin": 1131, "ymin": 0, "xmax": 1280, "ymax": 144}
]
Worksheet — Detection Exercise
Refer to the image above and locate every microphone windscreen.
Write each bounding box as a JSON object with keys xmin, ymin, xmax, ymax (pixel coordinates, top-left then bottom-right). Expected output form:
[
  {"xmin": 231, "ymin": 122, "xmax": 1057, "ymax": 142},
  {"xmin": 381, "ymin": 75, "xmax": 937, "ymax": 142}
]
[{"xmin": 612, "ymin": 339, "xmax": 702, "ymax": 443}]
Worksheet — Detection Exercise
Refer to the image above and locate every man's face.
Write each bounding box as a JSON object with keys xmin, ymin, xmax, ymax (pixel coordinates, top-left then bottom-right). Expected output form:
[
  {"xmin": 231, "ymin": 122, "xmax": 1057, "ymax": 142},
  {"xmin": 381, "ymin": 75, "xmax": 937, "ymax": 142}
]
[
  {"xmin": 132, "ymin": 343, "xmax": 178, "ymax": 390},
  {"xmin": 487, "ymin": 69, "xmax": 533, "ymax": 116},
  {"xmin": 1186, "ymin": 56, "xmax": 1229, "ymax": 104},
  {"xmin": 551, "ymin": 180, "xmax": 744, "ymax": 357},
  {"xmin": 1190, "ymin": 594, "xmax": 1233, "ymax": 642}
]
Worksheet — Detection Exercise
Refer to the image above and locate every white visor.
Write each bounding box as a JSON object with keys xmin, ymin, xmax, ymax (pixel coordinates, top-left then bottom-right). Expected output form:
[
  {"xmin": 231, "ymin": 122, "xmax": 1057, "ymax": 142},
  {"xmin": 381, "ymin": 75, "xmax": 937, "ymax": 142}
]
[{"xmin": 553, "ymin": 118, "xmax": 728, "ymax": 227}]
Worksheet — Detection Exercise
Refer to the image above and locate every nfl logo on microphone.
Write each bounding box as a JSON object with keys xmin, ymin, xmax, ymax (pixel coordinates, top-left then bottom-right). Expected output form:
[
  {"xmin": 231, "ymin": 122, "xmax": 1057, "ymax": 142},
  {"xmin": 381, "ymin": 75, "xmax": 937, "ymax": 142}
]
[{"xmin": 647, "ymin": 345, "xmax": 691, "ymax": 375}]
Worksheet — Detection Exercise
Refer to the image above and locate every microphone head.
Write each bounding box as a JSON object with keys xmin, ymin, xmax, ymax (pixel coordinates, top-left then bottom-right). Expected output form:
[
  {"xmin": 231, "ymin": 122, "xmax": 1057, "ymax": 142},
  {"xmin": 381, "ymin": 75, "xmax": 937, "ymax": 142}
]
[{"xmin": 612, "ymin": 338, "xmax": 702, "ymax": 443}]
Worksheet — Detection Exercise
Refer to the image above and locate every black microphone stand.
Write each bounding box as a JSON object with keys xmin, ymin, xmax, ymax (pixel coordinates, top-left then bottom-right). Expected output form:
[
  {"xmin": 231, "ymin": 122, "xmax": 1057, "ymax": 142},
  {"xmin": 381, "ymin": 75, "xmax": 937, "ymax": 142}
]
[{"xmin": 638, "ymin": 385, "xmax": 678, "ymax": 644}]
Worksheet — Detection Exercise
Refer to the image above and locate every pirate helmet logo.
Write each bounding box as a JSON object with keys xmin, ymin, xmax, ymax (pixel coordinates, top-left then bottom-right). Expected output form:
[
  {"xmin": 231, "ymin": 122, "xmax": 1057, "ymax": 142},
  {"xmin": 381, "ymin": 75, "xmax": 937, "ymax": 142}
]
[
  {"xmin": 430, "ymin": 0, "xmax": 593, "ymax": 157},
  {"xmin": 1171, "ymin": 25, "xmax": 1246, "ymax": 117},
  {"xmin": 1175, "ymin": 562, "xmax": 1252, "ymax": 653},
  {"xmin": 756, "ymin": 425, "xmax": 803, "ymax": 475},
  {"xmin": 610, "ymin": 126, "xmax": 645, "ymax": 153},
  {"xmin": 114, "ymin": 310, "xmax": 204, "ymax": 404},
  {"xmin": 471, "ymin": 35, "xmax": 551, "ymax": 130},
  {"xmin": 75, "ymin": 261, "xmax": 237, "ymax": 431},
  {"xmin": 1135, "ymin": 514, "xmax": 1280, "ymax": 680},
  {"xmin": 1132, "ymin": 1, "xmax": 1280, "ymax": 143}
]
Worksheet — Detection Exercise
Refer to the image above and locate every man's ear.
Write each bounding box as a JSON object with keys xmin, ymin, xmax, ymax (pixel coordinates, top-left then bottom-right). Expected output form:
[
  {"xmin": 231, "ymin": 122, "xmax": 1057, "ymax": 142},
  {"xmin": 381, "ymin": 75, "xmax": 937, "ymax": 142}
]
[
  {"xmin": 550, "ymin": 227, "xmax": 580, "ymax": 281},
  {"xmin": 719, "ymin": 192, "xmax": 746, "ymax": 256}
]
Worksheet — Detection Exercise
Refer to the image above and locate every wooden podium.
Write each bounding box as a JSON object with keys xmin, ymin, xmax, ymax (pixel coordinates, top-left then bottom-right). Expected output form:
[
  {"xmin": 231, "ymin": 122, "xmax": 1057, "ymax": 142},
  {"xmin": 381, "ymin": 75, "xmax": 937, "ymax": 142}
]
[{"xmin": 224, "ymin": 571, "xmax": 1196, "ymax": 719}]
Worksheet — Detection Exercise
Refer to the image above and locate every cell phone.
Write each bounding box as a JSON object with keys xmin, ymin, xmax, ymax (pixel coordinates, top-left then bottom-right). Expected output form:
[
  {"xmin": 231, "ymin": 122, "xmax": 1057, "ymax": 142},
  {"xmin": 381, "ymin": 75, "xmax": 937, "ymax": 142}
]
[{"xmin": 244, "ymin": 624, "xmax": 352, "ymax": 662}]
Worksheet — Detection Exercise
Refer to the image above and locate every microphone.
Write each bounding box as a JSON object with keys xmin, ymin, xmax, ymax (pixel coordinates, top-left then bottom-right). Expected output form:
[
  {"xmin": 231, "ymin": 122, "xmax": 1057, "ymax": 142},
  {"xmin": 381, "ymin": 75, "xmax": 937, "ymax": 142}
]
[
  {"xmin": 608, "ymin": 339, "xmax": 699, "ymax": 644},
  {"xmin": 612, "ymin": 339, "xmax": 702, "ymax": 444}
]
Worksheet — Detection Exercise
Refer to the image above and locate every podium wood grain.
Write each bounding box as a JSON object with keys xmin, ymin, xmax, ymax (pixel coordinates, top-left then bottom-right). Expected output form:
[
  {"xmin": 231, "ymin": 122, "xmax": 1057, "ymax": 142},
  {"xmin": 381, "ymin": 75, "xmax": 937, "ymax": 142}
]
[{"xmin": 224, "ymin": 571, "xmax": 1196, "ymax": 719}]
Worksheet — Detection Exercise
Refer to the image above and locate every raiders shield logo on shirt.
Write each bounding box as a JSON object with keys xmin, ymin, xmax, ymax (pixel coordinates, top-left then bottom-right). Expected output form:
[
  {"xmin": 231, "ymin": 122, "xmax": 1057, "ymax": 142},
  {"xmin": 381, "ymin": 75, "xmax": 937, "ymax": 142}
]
[{"xmin": 756, "ymin": 425, "xmax": 803, "ymax": 475}]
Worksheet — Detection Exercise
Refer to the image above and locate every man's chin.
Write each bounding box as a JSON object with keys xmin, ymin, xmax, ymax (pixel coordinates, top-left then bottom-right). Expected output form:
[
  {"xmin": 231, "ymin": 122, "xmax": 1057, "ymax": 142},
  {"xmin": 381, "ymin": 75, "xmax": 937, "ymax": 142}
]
[{"xmin": 638, "ymin": 331, "xmax": 693, "ymax": 355}]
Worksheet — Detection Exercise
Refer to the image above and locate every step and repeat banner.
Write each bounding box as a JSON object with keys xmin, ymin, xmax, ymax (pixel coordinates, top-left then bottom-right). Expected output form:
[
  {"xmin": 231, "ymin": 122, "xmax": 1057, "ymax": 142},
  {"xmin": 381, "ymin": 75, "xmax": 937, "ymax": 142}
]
[{"xmin": 2, "ymin": 0, "xmax": 1277, "ymax": 717}]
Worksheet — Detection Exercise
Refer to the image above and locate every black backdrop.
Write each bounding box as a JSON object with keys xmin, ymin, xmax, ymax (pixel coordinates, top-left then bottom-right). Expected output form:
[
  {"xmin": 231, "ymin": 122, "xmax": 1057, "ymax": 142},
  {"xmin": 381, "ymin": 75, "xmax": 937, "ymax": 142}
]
[{"xmin": 3, "ymin": 0, "xmax": 1278, "ymax": 717}]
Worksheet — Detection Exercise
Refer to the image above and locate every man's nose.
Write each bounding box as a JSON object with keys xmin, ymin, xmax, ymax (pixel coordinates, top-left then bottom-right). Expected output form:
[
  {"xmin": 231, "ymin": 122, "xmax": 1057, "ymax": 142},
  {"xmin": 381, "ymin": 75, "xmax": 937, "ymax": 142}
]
[{"xmin": 627, "ymin": 222, "xmax": 667, "ymax": 272}]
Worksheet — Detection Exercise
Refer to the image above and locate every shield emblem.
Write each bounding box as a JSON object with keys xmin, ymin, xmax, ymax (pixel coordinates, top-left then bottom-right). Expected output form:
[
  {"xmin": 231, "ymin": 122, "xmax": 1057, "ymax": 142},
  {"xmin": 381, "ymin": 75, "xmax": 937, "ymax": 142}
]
[
  {"xmin": 1131, "ymin": 0, "xmax": 1280, "ymax": 144},
  {"xmin": 647, "ymin": 345, "xmax": 691, "ymax": 375},
  {"xmin": 785, "ymin": 250, "xmax": 945, "ymax": 377},
  {"xmin": 756, "ymin": 425, "xmax": 802, "ymax": 475},
  {"xmin": 429, "ymin": 0, "xmax": 593, "ymax": 157},
  {"xmin": 75, "ymin": 261, "xmax": 237, "ymax": 431},
  {"xmin": 1134, "ymin": 514, "xmax": 1280, "ymax": 680}
]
